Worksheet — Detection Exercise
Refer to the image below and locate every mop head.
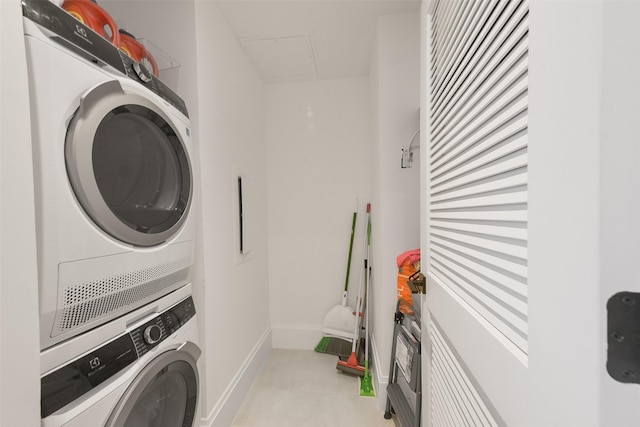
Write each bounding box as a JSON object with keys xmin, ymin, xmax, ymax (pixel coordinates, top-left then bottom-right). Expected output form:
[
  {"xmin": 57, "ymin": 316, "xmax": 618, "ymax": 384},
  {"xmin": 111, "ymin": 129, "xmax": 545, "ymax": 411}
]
[
  {"xmin": 336, "ymin": 352, "xmax": 365, "ymax": 377},
  {"xmin": 359, "ymin": 362, "xmax": 375, "ymax": 397}
]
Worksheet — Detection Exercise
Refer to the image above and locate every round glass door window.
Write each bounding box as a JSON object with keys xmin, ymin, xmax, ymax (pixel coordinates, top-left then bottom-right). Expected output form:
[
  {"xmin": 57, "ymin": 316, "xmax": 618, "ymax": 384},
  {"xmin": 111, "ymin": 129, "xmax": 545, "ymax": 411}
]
[
  {"xmin": 93, "ymin": 105, "xmax": 189, "ymax": 234},
  {"xmin": 107, "ymin": 353, "xmax": 199, "ymax": 427},
  {"xmin": 121, "ymin": 361, "xmax": 197, "ymax": 427},
  {"xmin": 66, "ymin": 81, "xmax": 192, "ymax": 247}
]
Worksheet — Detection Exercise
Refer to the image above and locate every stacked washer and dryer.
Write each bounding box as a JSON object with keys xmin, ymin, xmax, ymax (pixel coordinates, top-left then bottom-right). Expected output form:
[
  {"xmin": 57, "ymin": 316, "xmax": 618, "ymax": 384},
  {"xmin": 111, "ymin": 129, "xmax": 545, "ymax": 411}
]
[{"xmin": 22, "ymin": 0, "xmax": 202, "ymax": 426}]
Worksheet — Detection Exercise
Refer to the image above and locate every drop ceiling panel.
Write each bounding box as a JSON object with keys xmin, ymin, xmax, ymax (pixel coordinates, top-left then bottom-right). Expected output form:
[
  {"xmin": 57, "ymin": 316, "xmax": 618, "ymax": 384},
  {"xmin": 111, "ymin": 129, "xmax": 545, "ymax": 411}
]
[
  {"xmin": 240, "ymin": 35, "xmax": 318, "ymax": 79},
  {"xmin": 217, "ymin": 0, "xmax": 421, "ymax": 82}
]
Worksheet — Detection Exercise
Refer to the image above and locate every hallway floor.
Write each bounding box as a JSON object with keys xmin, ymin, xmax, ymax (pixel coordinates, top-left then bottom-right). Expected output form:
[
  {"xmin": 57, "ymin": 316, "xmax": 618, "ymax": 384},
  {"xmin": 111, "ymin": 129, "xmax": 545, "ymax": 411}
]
[{"xmin": 231, "ymin": 349, "xmax": 399, "ymax": 427}]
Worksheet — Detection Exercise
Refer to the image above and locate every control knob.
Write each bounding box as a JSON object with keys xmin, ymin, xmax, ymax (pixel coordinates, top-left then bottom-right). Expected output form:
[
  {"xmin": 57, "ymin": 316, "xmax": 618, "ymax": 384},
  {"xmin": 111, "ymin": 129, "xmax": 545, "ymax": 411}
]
[
  {"xmin": 143, "ymin": 324, "xmax": 162, "ymax": 345},
  {"xmin": 133, "ymin": 61, "xmax": 153, "ymax": 83}
]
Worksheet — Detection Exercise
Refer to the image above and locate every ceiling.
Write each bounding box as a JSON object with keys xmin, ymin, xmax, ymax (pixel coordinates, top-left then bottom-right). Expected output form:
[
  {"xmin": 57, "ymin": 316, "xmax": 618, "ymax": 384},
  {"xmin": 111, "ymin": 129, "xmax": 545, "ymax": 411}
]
[{"xmin": 216, "ymin": 0, "xmax": 421, "ymax": 83}]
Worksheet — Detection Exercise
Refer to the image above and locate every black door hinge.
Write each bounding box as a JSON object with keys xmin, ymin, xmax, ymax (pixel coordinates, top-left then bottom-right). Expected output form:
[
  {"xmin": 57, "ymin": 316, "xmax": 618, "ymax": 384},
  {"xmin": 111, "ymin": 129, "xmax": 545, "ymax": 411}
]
[{"xmin": 607, "ymin": 292, "xmax": 640, "ymax": 384}]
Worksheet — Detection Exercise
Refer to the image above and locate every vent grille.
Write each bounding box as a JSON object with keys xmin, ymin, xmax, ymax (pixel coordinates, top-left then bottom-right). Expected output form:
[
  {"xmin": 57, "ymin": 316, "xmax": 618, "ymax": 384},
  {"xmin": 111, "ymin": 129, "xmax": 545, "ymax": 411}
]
[
  {"xmin": 430, "ymin": 320, "xmax": 499, "ymax": 427},
  {"xmin": 53, "ymin": 259, "xmax": 190, "ymax": 335},
  {"xmin": 428, "ymin": 0, "xmax": 529, "ymax": 353}
]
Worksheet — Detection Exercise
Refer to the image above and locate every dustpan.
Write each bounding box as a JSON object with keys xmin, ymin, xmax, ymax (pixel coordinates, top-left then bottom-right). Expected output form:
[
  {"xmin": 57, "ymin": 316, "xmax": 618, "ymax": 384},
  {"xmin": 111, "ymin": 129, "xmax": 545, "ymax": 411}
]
[{"xmin": 315, "ymin": 201, "xmax": 359, "ymax": 353}]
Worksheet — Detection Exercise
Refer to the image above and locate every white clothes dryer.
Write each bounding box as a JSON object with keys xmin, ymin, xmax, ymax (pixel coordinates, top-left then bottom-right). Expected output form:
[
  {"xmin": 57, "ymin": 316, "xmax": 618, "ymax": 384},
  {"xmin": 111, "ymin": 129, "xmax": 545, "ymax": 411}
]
[
  {"xmin": 22, "ymin": 0, "xmax": 197, "ymax": 350},
  {"xmin": 40, "ymin": 284, "xmax": 202, "ymax": 427}
]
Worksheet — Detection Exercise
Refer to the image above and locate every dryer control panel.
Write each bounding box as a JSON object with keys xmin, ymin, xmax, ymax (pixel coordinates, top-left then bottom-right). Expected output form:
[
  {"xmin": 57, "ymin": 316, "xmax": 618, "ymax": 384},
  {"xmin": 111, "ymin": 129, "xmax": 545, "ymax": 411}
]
[
  {"xmin": 40, "ymin": 296, "xmax": 196, "ymax": 418},
  {"xmin": 22, "ymin": 0, "xmax": 189, "ymax": 117}
]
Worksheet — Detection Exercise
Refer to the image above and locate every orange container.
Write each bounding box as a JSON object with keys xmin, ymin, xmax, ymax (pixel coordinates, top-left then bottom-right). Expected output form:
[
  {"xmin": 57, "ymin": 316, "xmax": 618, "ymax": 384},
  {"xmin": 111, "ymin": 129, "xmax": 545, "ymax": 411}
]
[
  {"xmin": 62, "ymin": 0, "xmax": 120, "ymax": 46},
  {"xmin": 119, "ymin": 30, "xmax": 159, "ymax": 77},
  {"xmin": 397, "ymin": 249, "xmax": 421, "ymax": 315}
]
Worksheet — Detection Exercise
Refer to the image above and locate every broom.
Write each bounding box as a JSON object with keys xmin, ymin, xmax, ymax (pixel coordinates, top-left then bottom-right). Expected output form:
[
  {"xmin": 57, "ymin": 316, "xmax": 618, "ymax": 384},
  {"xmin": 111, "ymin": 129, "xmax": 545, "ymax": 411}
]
[
  {"xmin": 360, "ymin": 204, "xmax": 375, "ymax": 397},
  {"xmin": 315, "ymin": 201, "xmax": 358, "ymax": 356},
  {"xmin": 336, "ymin": 204, "xmax": 371, "ymax": 376}
]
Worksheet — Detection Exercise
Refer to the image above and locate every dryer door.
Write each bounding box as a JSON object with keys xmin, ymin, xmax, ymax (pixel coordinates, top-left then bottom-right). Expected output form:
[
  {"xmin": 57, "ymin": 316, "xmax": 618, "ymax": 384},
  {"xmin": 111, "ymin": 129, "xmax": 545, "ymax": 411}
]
[
  {"xmin": 66, "ymin": 80, "xmax": 192, "ymax": 247},
  {"xmin": 106, "ymin": 343, "xmax": 200, "ymax": 427}
]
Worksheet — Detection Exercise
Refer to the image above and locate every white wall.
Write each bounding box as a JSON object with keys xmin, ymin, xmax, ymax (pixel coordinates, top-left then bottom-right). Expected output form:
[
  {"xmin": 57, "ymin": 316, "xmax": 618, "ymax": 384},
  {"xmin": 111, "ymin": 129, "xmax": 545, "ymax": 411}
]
[
  {"xmin": 266, "ymin": 77, "xmax": 372, "ymax": 349},
  {"xmin": 0, "ymin": 2, "xmax": 41, "ymax": 426},
  {"xmin": 369, "ymin": 13, "xmax": 420, "ymax": 409},
  {"xmin": 193, "ymin": 3, "xmax": 271, "ymax": 426}
]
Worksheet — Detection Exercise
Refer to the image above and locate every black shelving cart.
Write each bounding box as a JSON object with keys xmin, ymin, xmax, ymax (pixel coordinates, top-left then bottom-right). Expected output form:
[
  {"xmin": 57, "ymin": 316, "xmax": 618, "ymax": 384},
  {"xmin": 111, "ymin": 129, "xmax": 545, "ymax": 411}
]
[{"xmin": 384, "ymin": 299, "xmax": 421, "ymax": 427}]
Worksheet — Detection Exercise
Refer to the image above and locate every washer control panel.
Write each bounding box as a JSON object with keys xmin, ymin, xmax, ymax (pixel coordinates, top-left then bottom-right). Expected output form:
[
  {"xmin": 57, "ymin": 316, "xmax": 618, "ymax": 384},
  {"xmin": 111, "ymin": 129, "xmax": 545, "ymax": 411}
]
[
  {"xmin": 129, "ymin": 297, "xmax": 195, "ymax": 359},
  {"xmin": 144, "ymin": 324, "xmax": 163, "ymax": 344},
  {"xmin": 40, "ymin": 296, "xmax": 195, "ymax": 418}
]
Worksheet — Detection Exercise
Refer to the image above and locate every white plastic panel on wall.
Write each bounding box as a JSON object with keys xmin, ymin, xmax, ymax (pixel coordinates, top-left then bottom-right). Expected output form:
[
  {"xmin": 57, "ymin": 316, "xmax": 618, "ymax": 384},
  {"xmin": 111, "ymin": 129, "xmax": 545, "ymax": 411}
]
[
  {"xmin": 428, "ymin": 0, "xmax": 529, "ymax": 353},
  {"xmin": 430, "ymin": 320, "xmax": 501, "ymax": 427}
]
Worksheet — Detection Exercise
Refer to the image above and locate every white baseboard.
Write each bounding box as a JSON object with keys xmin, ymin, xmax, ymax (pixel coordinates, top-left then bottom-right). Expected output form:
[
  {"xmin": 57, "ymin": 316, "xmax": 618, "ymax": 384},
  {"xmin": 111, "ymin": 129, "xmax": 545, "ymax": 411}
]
[
  {"xmin": 201, "ymin": 327, "xmax": 272, "ymax": 427},
  {"xmin": 370, "ymin": 332, "xmax": 389, "ymax": 413},
  {"xmin": 271, "ymin": 323, "xmax": 322, "ymax": 349}
]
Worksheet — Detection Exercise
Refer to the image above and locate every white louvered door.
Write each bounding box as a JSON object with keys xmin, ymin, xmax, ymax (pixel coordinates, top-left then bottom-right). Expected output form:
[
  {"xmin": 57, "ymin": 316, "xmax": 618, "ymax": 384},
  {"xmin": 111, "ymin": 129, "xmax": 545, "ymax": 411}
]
[{"xmin": 424, "ymin": 0, "xmax": 529, "ymax": 425}]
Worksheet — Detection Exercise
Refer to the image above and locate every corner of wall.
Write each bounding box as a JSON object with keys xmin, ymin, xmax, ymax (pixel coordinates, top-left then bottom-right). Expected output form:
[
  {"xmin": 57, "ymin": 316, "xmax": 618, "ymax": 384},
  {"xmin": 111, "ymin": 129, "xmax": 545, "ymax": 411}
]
[
  {"xmin": 271, "ymin": 323, "xmax": 323, "ymax": 350},
  {"xmin": 368, "ymin": 9, "xmax": 422, "ymax": 401},
  {"xmin": 202, "ymin": 327, "xmax": 272, "ymax": 427}
]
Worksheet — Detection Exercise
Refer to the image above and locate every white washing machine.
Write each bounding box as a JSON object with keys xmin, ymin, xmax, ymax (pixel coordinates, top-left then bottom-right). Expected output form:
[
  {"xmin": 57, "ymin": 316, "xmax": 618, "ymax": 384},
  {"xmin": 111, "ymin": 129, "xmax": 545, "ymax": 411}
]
[
  {"xmin": 22, "ymin": 0, "xmax": 197, "ymax": 350},
  {"xmin": 40, "ymin": 284, "xmax": 202, "ymax": 427}
]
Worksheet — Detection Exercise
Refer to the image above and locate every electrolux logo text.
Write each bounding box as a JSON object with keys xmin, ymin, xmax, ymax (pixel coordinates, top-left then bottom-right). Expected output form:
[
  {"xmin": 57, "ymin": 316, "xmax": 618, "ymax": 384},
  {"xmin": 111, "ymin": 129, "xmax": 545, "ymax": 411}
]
[{"xmin": 74, "ymin": 24, "xmax": 93, "ymax": 46}]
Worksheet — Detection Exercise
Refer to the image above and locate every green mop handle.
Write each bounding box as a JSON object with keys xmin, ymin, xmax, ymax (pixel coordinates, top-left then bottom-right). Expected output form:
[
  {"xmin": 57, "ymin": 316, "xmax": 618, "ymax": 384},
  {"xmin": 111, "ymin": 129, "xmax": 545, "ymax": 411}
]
[{"xmin": 342, "ymin": 200, "xmax": 358, "ymax": 304}]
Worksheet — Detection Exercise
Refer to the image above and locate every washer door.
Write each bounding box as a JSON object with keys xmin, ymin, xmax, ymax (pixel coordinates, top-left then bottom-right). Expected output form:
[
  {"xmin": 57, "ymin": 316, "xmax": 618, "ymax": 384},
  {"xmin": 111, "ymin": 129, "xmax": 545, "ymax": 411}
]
[
  {"xmin": 106, "ymin": 343, "xmax": 200, "ymax": 427},
  {"xmin": 66, "ymin": 80, "xmax": 192, "ymax": 247}
]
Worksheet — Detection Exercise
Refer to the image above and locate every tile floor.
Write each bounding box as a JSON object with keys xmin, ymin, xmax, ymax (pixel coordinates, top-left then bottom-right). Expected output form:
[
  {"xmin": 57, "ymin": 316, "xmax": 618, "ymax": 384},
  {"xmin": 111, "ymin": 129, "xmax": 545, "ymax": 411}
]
[{"xmin": 231, "ymin": 349, "xmax": 399, "ymax": 427}]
